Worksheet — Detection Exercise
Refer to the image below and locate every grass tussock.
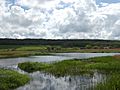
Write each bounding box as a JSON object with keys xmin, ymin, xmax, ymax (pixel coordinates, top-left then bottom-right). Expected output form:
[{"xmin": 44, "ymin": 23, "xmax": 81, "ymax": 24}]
[{"xmin": 18, "ymin": 62, "xmax": 51, "ymax": 73}]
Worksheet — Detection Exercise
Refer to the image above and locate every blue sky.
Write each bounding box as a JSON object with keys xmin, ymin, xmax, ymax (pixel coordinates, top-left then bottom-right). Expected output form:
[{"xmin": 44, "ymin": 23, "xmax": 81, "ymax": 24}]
[
  {"xmin": 6, "ymin": 0, "xmax": 16, "ymax": 5},
  {"xmin": 5, "ymin": 0, "xmax": 120, "ymax": 10},
  {"xmin": 7, "ymin": 0, "xmax": 120, "ymax": 4},
  {"xmin": 96, "ymin": 0, "xmax": 120, "ymax": 4},
  {"xmin": 6, "ymin": 0, "xmax": 30, "ymax": 10}
]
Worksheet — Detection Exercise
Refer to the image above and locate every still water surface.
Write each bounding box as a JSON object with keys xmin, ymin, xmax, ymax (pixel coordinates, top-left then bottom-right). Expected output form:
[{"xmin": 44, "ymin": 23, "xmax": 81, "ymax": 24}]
[
  {"xmin": 0, "ymin": 53, "xmax": 119, "ymax": 90},
  {"xmin": 0, "ymin": 53, "xmax": 119, "ymax": 67}
]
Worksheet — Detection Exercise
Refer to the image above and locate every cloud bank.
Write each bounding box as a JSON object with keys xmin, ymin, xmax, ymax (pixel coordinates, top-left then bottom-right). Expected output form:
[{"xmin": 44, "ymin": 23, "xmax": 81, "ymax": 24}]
[{"xmin": 0, "ymin": 0, "xmax": 120, "ymax": 39}]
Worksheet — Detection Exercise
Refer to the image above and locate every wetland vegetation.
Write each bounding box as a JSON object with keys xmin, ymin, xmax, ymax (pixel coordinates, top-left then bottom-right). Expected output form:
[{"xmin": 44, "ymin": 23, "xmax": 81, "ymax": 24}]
[
  {"xmin": 18, "ymin": 55, "xmax": 120, "ymax": 90},
  {"xmin": 0, "ymin": 39, "xmax": 120, "ymax": 90},
  {"xmin": 0, "ymin": 69, "xmax": 30, "ymax": 90}
]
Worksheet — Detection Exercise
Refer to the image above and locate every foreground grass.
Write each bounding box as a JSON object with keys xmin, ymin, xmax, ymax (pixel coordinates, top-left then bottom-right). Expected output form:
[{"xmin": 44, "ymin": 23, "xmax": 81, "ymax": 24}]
[
  {"xmin": 18, "ymin": 56, "xmax": 120, "ymax": 90},
  {"xmin": 94, "ymin": 73, "xmax": 120, "ymax": 90},
  {"xmin": 0, "ymin": 69, "xmax": 30, "ymax": 90}
]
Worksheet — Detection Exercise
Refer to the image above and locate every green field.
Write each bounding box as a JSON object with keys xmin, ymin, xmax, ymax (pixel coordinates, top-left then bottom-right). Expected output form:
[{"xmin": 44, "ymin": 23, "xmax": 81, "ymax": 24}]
[{"xmin": 0, "ymin": 45, "xmax": 51, "ymax": 58}]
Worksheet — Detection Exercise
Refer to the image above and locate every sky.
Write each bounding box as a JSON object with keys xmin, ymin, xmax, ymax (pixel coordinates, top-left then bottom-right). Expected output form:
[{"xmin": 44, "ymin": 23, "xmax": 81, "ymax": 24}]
[{"xmin": 0, "ymin": 0, "xmax": 120, "ymax": 39}]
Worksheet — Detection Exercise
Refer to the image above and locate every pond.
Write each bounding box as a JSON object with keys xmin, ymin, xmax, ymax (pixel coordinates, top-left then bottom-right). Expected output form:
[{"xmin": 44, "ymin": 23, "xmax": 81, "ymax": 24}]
[{"xmin": 0, "ymin": 53, "xmax": 120, "ymax": 90}]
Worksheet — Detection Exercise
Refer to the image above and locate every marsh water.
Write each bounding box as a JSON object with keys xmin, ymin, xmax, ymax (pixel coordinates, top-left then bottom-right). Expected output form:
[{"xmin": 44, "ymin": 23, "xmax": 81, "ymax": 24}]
[{"xmin": 0, "ymin": 53, "xmax": 120, "ymax": 90}]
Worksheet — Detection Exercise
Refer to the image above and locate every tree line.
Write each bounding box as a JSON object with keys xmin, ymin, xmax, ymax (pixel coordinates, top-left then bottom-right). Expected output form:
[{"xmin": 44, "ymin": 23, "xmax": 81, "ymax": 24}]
[{"xmin": 0, "ymin": 38, "xmax": 120, "ymax": 48}]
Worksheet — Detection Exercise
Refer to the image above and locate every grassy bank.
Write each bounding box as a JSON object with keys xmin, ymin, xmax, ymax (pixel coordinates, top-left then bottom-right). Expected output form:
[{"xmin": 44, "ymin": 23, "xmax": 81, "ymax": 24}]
[
  {"xmin": 0, "ymin": 51, "xmax": 51, "ymax": 59},
  {"xmin": 0, "ymin": 45, "xmax": 120, "ymax": 58},
  {"xmin": 18, "ymin": 56, "xmax": 120, "ymax": 90},
  {"xmin": 0, "ymin": 45, "xmax": 50, "ymax": 58},
  {"xmin": 75, "ymin": 49, "xmax": 120, "ymax": 53},
  {"xmin": 0, "ymin": 69, "xmax": 30, "ymax": 90}
]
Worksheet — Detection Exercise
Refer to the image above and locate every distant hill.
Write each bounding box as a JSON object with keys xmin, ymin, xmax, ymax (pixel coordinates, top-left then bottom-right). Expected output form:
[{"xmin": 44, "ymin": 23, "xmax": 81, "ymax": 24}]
[{"xmin": 0, "ymin": 38, "xmax": 120, "ymax": 48}]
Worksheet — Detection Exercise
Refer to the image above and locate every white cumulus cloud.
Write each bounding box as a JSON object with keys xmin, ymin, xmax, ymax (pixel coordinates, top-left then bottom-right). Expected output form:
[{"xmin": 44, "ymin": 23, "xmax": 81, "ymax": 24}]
[{"xmin": 0, "ymin": 0, "xmax": 120, "ymax": 39}]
